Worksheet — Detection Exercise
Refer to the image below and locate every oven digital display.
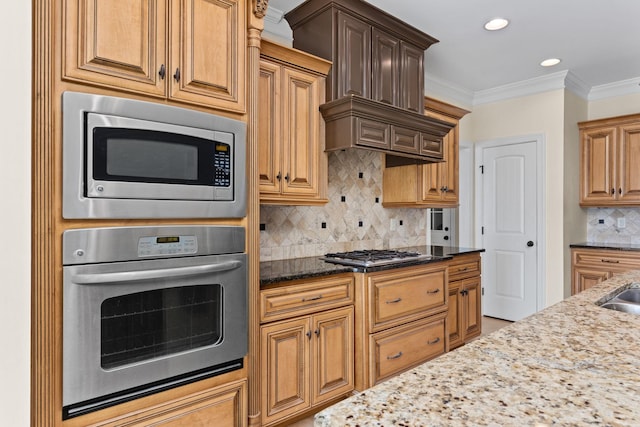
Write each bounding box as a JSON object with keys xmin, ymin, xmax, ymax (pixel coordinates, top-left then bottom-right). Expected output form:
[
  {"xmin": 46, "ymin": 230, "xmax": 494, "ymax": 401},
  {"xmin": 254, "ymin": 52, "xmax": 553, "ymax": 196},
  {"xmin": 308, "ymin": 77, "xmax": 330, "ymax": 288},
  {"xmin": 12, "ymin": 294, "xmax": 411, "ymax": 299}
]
[
  {"xmin": 157, "ymin": 236, "xmax": 180, "ymax": 244},
  {"xmin": 137, "ymin": 235, "xmax": 197, "ymax": 257}
]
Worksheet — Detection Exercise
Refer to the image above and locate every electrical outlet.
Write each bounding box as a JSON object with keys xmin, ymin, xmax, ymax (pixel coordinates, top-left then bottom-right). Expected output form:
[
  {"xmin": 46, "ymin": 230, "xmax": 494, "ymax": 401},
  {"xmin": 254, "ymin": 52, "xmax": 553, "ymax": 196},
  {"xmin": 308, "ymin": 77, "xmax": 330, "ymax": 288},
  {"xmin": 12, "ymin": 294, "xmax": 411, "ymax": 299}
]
[{"xmin": 617, "ymin": 217, "xmax": 626, "ymax": 228}]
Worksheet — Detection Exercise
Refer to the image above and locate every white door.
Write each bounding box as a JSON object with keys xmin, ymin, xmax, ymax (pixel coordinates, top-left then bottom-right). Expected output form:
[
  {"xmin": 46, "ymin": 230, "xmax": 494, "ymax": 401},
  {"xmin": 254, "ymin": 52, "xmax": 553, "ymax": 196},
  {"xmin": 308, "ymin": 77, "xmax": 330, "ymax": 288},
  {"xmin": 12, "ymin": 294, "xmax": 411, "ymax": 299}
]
[{"xmin": 478, "ymin": 138, "xmax": 539, "ymax": 321}]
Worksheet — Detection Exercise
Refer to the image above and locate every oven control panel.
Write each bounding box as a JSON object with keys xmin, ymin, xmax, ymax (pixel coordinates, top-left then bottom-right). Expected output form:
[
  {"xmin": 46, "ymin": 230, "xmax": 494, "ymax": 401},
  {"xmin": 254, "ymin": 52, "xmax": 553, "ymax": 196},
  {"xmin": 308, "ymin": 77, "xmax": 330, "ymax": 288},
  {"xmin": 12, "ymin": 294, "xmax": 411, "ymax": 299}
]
[{"xmin": 137, "ymin": 235, "xmax": 198, "ymax": 257}]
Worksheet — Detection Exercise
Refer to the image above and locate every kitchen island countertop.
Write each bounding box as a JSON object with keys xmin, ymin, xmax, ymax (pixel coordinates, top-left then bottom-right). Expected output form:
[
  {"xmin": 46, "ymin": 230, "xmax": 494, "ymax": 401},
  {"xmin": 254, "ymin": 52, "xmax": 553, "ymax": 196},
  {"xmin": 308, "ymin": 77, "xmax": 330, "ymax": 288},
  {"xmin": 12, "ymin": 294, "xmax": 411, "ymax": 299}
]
[{"xmin": 315, "ymin": 271, "xmax": 640, "ymax": 426}]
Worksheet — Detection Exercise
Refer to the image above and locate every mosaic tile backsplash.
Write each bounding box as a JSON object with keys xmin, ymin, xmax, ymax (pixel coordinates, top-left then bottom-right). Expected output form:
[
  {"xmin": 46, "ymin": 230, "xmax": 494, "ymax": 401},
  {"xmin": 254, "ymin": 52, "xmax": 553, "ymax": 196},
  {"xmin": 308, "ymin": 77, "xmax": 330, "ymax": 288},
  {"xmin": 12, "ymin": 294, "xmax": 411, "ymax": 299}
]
[
  {"xmin": 587, "ymin": 208, "xmax": 640, "ymax": 244},
  {"xmin": 260, "ymin": 150, "xmax": 428, "ymax": 261}
]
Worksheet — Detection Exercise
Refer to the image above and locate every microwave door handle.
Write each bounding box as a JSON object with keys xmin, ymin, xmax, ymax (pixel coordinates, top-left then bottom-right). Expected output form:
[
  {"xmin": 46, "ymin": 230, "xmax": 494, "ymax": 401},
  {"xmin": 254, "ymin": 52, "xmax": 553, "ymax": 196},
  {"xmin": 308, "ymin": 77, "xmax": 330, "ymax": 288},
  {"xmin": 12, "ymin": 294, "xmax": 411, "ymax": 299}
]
[{"xmin": 71, "ymin": 260, "xmax": 243, "ymax": 285}]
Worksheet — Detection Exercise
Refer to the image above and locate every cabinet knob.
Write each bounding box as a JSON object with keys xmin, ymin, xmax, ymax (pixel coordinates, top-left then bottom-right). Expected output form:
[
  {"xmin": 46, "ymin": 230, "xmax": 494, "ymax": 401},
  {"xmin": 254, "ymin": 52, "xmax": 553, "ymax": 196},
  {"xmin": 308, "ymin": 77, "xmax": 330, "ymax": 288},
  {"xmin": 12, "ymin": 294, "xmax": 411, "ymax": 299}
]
[
  {"xmin": 314, "ymin": 329, "xmax": 320, "ymax": 337},
  {"xmin": 158, "ymin": 64, "xmax": 166, "ymax": 80},
  {"xmin": 276, "ymin": 172, "xmax": 282, "ymax": 181},
  {"xmin": 284, "ymin": 173, "xmax": 290, "ymax": 182},
  {"xmin": 611, "ymin": 188, "xmax": 616, "ymax": 195},
  {"xmin": 173, "ymin": 67, "xmax": 181, "ymax": 82},
  {"xmin": 306, "ymin": 331, "xmax": 312, "ymax": 339}
]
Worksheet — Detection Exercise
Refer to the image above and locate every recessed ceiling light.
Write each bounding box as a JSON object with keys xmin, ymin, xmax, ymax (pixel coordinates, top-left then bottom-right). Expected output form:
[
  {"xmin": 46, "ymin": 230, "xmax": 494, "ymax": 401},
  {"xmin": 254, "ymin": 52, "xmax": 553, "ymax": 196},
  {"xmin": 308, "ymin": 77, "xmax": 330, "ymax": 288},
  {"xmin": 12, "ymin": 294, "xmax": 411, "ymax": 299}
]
[
  {"xmin": 484, "ymin": 18, "xmax": 509, "ymax": 31},
  {"xmin": 540, "ymin": 58, "xmax": 561, "ymax": 67}
]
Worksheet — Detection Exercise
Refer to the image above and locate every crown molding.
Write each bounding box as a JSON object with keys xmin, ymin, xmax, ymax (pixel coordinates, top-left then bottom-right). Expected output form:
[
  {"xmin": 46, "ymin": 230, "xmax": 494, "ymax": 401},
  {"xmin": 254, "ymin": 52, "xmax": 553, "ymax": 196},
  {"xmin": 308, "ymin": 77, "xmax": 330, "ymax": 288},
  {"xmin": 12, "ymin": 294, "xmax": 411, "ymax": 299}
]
[
  {"xmin": 473, "ymin": 70, "xmax": 574, "ymax": 105},
  {"xmin": 588, "ymin": 77, "xmax": 640, "ymax": 101},
  {"xmin": 424, "ymin": 74, "xmax": 474, "ymax": 111}
]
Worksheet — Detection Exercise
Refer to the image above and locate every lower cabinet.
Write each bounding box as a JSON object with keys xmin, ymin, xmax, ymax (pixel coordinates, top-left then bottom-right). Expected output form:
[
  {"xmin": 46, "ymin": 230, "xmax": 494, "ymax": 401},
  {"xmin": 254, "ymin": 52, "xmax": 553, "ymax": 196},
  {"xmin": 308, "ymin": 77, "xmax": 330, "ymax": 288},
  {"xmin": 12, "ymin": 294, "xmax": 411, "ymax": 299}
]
[
  {"xmin": 447, "ymin": 253, "xmax": 482, "ymax": 350},
  {"xmin": 571, "ymin": 247, "xmax": 640, "ymax": 294},
  {"xmin": 356, "ymin": 263, "xmax": 449, "ymax": 389},
  {"xmin": 93, "ymin": 380, "xmax": 247, "ymax": 427},
  {"xmin": 259, "ymin": 276, "xmax": 355, "ymax": 426}
]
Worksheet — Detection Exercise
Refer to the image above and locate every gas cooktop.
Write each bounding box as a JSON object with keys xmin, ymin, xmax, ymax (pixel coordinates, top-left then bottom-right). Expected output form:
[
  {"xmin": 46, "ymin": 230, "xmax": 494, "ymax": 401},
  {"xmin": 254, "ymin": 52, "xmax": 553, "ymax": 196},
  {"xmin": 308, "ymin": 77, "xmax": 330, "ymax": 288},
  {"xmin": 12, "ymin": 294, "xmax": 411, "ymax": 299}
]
[{"xmin": 321, "ymin": 249, "xmax": 436, "ymax": 268}]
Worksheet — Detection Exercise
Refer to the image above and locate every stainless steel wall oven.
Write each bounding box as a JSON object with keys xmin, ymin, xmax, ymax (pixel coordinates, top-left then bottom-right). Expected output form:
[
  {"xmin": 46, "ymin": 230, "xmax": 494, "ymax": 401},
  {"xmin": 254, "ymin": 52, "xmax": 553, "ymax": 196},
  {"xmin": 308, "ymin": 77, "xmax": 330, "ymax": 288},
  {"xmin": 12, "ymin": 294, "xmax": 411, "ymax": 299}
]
[{"xmin": 62, "ymin": 226, "xmax": 247, "ymax": 419}]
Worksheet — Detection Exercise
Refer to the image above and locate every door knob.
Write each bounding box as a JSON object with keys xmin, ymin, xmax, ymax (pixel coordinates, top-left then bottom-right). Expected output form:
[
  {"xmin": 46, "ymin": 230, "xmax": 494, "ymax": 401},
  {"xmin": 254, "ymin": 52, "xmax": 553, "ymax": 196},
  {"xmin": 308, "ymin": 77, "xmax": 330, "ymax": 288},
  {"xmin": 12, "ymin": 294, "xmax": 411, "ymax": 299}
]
[{"xmin": 527, "ymin": 241, "xmax": 534, "ymax": 247}]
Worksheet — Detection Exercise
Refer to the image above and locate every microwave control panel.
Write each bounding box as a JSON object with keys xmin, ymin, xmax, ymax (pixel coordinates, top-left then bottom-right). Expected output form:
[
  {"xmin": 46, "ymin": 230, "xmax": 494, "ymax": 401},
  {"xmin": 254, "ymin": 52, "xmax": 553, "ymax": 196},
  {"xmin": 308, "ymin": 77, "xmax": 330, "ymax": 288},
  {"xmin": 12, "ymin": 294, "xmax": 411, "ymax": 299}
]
[
  {"xmin": 213, "ymin": 142, "xmax": 231, "ymax": 187},
  {"xmin": 137, "ymin": 235, "xmax": 198, "ymax": 257}
]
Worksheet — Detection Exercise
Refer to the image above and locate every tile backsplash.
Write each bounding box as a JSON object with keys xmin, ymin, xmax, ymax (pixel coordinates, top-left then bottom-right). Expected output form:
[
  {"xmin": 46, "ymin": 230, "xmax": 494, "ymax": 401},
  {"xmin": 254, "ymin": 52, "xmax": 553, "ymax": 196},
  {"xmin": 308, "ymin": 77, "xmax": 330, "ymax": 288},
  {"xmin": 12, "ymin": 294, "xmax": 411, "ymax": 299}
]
[
  {"xmin": 587, "ymin": 208, "xmax": 640, "ymax": 244},
  {"xmin": 260, "ymin": 150, "xmax": 427, "ymax": 261}
]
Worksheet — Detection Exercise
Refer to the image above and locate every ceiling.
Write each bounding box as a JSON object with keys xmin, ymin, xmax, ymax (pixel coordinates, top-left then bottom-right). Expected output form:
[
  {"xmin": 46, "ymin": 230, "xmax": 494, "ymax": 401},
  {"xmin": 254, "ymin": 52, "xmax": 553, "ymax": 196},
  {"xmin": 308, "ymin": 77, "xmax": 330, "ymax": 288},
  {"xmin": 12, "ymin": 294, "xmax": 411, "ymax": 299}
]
[{"xmin": 265, "ymin": 0, "xmax": 640, "ymax": 105}]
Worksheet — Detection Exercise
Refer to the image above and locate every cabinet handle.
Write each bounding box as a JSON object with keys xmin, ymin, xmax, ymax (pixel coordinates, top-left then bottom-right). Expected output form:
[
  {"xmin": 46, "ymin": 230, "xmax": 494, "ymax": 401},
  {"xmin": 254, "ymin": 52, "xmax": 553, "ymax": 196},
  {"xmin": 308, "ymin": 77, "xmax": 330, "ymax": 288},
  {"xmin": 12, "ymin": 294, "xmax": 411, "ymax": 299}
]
[
  {"xmin": 386, "ymin": 351, "xmax": 403, "ymax": 360},
  {"xmin": 158, "ymin": 64, "xmax": 166, "ymax": 80},
  {"xmin": 386, "ymin": 297, "xmax": 402, "ymax": 304},
  {"xmin": 458, "ymin": 267, "xmax": 469, "ymax": 272},
  {"xmin": 302, "ymin": 295, "xmax": 322, "ymax": 302},
  {"xmin": 276, "ymin": 172, "xmax": 282, "ymax": 181},
  {"xmin": 443, "ymin": 186, "xmax": 449, "ymax": 192},
  {"xmin": 426, "ymin": 288, "xmax": 440, "ymax": 294},
  {"xmin": 619, "ymin": 187, "xmax": 622, "ymax": 194},
  {"xmin": 460, "ymin": 289, "xmax": 468, "ymax": 296},
  {"xmin": 306, "ymin": 331, "xmax": 312, "ymax": 339},
  {"xmin": 173, "ymin": 67, "xmax": 180, "ymax": 82},
  {"xmin": 314, "ymin": 329, "xmax": 320, "ymax": 337},
  {"xmin": 427, "ymin": 337, "xmax": 441, "ymax": 345},
  {"xmin": 284, "ymin": 173, "xmax": 290, "ymax": 182},
  {"xmin": 611, "ymin": 188, "xmax": 616, "ymax": 195},
  {"xmin": 601, "ymin": 259, "xmax": 620, "ymax": 264}
]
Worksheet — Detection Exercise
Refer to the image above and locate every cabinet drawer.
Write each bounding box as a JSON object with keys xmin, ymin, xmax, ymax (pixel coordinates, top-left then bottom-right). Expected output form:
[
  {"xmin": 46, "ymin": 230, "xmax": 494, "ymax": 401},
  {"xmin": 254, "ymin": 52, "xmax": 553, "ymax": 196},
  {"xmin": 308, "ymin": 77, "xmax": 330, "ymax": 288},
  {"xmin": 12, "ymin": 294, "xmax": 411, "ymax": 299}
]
[
  {"xmin": 448, "ymin": 254, "xmax": 481, "ymax": 281},
  {"xmin": 390, "ymin": 125, "xmax": 420, "ymax": 155},
  {"xmin": 572, "ymin": 248, "xmax": 640, "ymax": 272},
  {"xmin": 260, "ymin": 275, "xmax": 355, "ymax": 323},
  {"xmin": 369, "ymin": 312, "xmax": 446, "ymax": 385},
  {"xmin": 368, "ymin": 265, "xmax": 446, "ymax": 332},
  {"xmin": 356, "ymin": 118, "xmax": 390, "ymax": 149}
]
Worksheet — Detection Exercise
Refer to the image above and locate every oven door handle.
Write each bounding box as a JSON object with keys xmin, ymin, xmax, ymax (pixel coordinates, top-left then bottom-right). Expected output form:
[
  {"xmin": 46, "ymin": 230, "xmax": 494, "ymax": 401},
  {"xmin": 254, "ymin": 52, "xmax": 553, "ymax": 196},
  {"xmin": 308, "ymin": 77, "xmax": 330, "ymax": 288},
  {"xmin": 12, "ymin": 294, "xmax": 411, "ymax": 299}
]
[{"xmin": 71, "ymin": 261, "xmax": 243, "ymax": 285}]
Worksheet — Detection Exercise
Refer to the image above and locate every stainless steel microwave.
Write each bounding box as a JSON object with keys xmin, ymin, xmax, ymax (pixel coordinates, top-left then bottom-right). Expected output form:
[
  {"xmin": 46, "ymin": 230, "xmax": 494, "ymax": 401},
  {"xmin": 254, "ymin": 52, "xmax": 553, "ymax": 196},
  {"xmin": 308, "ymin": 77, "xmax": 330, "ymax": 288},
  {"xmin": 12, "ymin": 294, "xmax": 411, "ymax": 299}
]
[{"xmin": 62, "ymin": 92, "xmax": 246, "ymax": 219}]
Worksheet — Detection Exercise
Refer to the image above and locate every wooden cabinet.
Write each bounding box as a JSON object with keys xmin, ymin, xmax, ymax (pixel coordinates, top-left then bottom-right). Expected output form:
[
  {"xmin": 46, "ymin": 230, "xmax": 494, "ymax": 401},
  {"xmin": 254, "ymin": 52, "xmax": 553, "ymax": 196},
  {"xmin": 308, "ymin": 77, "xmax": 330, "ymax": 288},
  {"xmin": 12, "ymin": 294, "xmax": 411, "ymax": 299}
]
[
  {"xmin": 92, "ymin": 379, "xmax": 247, "ymax": 427},
  {"xmin": 383, "ymin": 97, "xmax": 469, "ymax": 207},
  {"xmin": 258, "ymin": 40, "xmax": 331, "ymax": 205},
  {"xmin": 260, "ymin": 275, "xmax": 355, "ymax": 426},
  {"xmin": 286, "ymin": 0, "xmax": 436, "ymax": 113},
  {"xmin": 580, "ymin": 114, "xmax": 640, "ymax": 206},
  {"xmin": 355, "ymin": 263, "xmax": 448, "ymax": 389},
  {"xmin": 447, "ymin": 253, "xmax": 482, "ymax": 350},
  {"xmin": 571, "ymin": 247, "xmax": 640, "ymax": 294},
  {"xmin": 63, "ymin": 0, "xmax": 246, "ymax": 112}
]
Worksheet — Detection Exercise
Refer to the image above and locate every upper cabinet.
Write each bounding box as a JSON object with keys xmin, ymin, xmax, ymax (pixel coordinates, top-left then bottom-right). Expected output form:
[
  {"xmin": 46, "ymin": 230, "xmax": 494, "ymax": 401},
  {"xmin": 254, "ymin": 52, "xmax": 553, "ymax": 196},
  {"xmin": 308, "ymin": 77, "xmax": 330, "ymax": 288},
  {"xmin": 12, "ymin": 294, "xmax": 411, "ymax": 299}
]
[
  {"xmin": 258, "ymin": 40, "xmax": 331, "ymax": 205},
  {"xmin": 580, "ymin": 113, "xmax": 640, "ymax": 206},
  {"xmin": 63, "ymin": 0, "xmax": 246, "ymax": 113},
  {"xmin": 383, "ymin": 97, "xmax": 469, "ymax": 207}
]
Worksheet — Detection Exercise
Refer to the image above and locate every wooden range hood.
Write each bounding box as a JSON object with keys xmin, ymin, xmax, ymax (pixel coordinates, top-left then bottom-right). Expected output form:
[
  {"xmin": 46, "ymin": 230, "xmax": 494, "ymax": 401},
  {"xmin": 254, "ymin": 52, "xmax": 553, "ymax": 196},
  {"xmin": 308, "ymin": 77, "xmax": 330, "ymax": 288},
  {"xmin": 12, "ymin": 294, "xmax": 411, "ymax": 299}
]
[{"xmin": 285, "ymin": 0, "xmax": 453, "ymax": 164}]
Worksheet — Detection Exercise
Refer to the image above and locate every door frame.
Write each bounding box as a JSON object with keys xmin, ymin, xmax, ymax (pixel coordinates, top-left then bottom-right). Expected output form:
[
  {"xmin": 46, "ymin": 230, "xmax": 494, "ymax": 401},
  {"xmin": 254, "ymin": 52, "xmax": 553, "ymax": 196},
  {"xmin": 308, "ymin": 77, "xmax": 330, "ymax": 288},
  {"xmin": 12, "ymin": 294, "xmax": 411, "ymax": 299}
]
[{"xmin": 474, "ymin": 134, "xmax": 546, "ymax": 314}]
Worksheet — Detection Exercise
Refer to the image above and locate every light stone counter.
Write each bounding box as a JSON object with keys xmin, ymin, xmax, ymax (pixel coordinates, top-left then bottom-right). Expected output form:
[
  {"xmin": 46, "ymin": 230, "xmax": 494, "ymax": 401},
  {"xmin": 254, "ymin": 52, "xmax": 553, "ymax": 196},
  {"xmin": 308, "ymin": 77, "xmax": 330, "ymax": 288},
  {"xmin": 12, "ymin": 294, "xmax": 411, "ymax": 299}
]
[{"xmin": 315, "ymin": 271, "xmax": 640, "ymax": 426}]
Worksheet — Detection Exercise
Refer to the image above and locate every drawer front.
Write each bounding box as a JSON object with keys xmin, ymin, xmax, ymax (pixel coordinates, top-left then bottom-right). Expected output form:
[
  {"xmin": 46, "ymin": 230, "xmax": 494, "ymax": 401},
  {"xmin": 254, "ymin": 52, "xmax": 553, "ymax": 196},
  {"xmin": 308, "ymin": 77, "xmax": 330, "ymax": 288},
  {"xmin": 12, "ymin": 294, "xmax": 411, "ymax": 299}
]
[
  {"xmin": 260, "ymin": 275, "xmax": 355, "ymax": 323},
  {"xmin": 369, "ymin": 313, "xmax": 446, "ymax": 385},
  {"xmin": 448, "ymin": 254, "xmax": 481, "ymax": 281},
  {"xmin": 572, "ymin": 248, "xmax": 640, "ymax": 272},
  {"xmin": 356, "ymin": 118, "xmax": 389, "ymax": 149},
  {"xmin": 368, "ymin": 265, "xmax": 446, "ymax": 332},
  {"xmin": 390, "ymin": 125, "xmax": 420, "ymax": 155}
]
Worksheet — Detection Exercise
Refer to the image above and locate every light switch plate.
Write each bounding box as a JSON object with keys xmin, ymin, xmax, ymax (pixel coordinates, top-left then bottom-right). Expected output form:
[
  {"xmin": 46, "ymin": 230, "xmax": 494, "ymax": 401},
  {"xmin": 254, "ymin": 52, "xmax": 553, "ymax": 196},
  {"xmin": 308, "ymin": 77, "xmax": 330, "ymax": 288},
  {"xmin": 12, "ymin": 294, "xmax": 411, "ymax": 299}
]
[{"xmin": 617, "ymin": 218, "xmax": 626, "ymax": 228}]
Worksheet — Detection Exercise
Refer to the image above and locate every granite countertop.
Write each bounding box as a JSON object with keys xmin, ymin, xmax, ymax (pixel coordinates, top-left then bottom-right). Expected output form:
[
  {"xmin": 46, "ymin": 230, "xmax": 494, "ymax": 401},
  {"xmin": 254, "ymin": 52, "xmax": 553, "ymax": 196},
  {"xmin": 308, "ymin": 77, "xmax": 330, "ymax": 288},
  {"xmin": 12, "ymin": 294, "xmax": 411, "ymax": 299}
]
[
  {"xmin": 315, "ymin": 271, "xmax": 640, "ymax": 426},
  {"xmin": 571, "ymin": 242, "xmax": 640, "ymax": 251},
  {"xmin": 260, "ymin": 246, "xmax": 484, "ymax": 286}
]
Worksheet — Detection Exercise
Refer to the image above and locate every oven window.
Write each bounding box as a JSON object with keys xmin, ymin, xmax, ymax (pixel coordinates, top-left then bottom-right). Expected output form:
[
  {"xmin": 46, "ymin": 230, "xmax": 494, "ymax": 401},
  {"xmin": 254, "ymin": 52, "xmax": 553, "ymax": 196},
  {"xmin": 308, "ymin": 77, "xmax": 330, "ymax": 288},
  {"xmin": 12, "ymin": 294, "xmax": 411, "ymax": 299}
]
[{"xmin": 100, "ymin": 285, "xmax": 222, "ymax": 369}]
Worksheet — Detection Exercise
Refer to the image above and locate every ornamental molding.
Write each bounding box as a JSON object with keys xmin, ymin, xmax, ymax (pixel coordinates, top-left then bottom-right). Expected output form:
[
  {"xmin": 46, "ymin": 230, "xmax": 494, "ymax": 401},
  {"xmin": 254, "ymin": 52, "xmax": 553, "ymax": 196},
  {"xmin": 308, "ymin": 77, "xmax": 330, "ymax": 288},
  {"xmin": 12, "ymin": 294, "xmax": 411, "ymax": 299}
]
[{"xmin": 254, "ymin": 0, "xmax": 269, "ymax": 18}]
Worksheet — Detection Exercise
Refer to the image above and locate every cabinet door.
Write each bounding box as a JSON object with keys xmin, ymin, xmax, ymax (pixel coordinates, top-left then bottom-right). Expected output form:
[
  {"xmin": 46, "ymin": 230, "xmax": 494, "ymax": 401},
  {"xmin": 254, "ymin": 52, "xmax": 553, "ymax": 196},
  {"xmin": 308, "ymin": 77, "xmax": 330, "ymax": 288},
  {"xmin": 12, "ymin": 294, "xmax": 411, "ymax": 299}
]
[
  {"xmin": 63, "ymin": 0, "xmax": 166, "ymax": 96},
  {"xmin": 371, "ymin": 28, "xmax": 399, "ymax": 106},
  {"xmin": 580, "ymin": 126, "xmax": 617, "ymax": 205},
  {"xmin": 617, "ymin": 123, "xmax": 640, "ymax": 203},
  {"xmin": 462, "ymin": 278, "xmax": 482, "ymax": 340},
  {"xmin": 399, "ymin": 41, "xmax": 424, "ymax": 114},
  {"xmin": 258, "ymin": 59, "xmax": 283, "ymax": 195},
  {"xmin": 572, "ymin": 267, "xmax": 611, "ymax": 295},
  {"xmin": 447, "ymin": 282, "xmax": 463, "ymax": 350},
  {"xmin": 282, "ymin": 67, "xmax": 322, "ymax": 197},
  {"xmin": 169, "ymin": 0, "xmax": 245, "ymax": 112},
  {"xmin": 440, "ymin": 128, "xmax": 459, "ymax": 203},
  {"xmin": 261, "ymin": 318, "xmax": 311, "ymax": 425},
  {"xmin": 336, "ymin": 11, "xmax": 371, "ymax": 100},
  {"xmin": 311, "ymin": 307, "xmax": 354, "ymax": 405}
]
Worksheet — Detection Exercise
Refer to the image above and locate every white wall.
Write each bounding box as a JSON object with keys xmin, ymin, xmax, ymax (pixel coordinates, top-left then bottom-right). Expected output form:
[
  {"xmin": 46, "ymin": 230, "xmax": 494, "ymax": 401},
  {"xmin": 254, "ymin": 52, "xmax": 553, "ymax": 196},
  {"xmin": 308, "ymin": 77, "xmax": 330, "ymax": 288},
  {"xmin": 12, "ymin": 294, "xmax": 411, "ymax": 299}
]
[
  {"xmin": 0, "ymin": 3, "xmax": 32, "ymax": 425},
  {"xmin": 588, "ymin": 93, "xmax": 640, "ymax": 120},
  {"xmin": 467, "ymin": 90, "xmax": 566, "ymax": 307}
]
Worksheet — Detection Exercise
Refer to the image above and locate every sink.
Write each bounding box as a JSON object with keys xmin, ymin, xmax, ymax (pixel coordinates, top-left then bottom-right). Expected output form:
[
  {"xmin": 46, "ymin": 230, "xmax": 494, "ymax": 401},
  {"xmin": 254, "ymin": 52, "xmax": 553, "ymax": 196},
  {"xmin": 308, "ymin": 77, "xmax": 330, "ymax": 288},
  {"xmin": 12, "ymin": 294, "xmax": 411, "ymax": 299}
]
[
  {"xmin": 601, "ymin": 302, "xmax": 640, "ymax": 315},
  {"xmin": 599, "ymin": 287, "xmax": 640, "ymax": 315},
  {"xmin": 615, "ymin": 288, "xmax": 640, "ymax": 303}
]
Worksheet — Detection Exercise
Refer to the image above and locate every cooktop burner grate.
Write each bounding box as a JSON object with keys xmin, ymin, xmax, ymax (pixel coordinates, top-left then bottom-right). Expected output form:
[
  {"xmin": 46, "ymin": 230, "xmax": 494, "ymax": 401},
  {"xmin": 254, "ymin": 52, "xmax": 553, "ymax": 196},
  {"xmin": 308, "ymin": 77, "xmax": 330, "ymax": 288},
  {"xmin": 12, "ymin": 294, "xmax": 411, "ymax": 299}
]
[{"xmin": 321, "ymin": 249, "xmax": 434, "ymax": 267}]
